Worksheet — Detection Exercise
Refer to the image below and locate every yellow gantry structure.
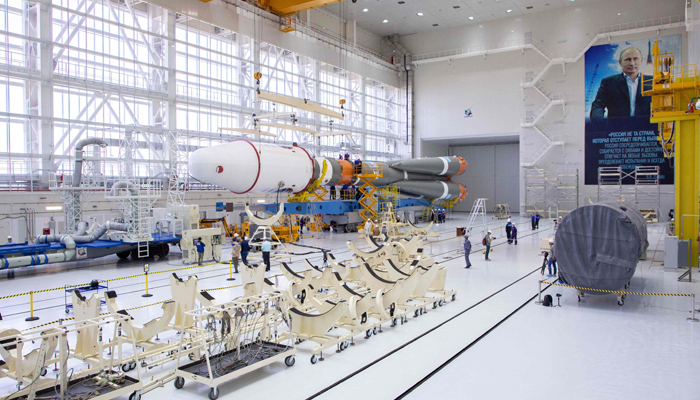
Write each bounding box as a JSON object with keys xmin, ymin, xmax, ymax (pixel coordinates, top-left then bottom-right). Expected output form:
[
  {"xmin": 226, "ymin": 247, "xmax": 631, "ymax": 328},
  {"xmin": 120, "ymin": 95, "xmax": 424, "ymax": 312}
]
[
  {"xmin": 642, "ymin": 40, "xmax": 700, "ymax": 267},
  {"xmin": 356, "ymin": 163, "xmax": 383, "ymax": 224}
]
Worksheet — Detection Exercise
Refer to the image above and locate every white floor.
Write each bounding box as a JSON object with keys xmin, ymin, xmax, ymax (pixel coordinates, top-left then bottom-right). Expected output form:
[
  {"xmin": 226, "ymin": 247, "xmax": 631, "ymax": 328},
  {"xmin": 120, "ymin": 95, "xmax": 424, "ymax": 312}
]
[{"xmin": 1, "ymin": 213, "xmax": 697, "ymax": 400}]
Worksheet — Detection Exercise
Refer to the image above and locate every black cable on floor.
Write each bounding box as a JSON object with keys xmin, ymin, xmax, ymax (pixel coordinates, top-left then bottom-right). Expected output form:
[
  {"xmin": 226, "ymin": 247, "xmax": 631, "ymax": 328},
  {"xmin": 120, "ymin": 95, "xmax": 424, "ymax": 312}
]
[
  {"xmin": 305, "ymin": 265, "xmax": 543, "ymax": 400},
  {"xmin": 395, "ymin": 284, "xmax": 552, "ymax": 399}
]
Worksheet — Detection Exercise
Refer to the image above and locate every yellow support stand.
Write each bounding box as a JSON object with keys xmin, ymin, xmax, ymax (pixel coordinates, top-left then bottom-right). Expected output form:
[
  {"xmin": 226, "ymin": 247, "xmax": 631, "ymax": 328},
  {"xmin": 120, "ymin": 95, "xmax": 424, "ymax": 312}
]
[
  {"xmin": 357, "ymin": 163, "xmax": 383, "ymax": 223},
  {"xmin": 643, "ymin": 41, "xmax": 700, "ymax": 268}
]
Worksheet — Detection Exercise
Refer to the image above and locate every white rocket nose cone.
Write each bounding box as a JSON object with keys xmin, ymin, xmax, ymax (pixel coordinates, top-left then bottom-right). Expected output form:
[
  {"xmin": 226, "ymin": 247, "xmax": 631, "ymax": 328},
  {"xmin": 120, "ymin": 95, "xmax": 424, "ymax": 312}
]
[
  {"xmin": 188, "ymin": 147, "xmax": 215, "ymax": 185},
  {"xmin": 188, "ymin": 141, "xmax": 259, "ymax": 193}
]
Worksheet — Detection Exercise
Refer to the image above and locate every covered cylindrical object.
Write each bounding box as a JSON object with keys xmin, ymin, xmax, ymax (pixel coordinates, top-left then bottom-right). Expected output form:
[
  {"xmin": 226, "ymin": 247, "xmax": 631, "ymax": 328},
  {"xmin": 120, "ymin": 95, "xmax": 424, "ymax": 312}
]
[
  {"xmin": 555, "ymin": 202, "xmax": 648, "ymax": 293},
  {"xmin": 393, "ymin": 181, "xmax": 467, "ymax": 201},
  {"xmin": 389, "ymin": 156, "xmax": 467, "ymax": 176},
  {"xmin": 189, "ymin": 140, "xmax": 315, "ymax": 194}
]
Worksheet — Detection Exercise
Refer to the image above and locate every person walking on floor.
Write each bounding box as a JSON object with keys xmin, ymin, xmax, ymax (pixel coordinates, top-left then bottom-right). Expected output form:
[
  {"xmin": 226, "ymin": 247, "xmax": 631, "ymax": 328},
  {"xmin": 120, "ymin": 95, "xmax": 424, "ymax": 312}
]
[
  {"xmin": 463, "ymin": 234, "xmax": 472, "ymax": 268},
  {"xmin": 483, "ymin": 230, "xmax": 493, "ymax": 261},
  {"xmin": 364, "ymin": 218, "xmax": 373, "ymax": 238},
  {"xmin": 240, "ymin": 236, "xmax": 250, "ymax": 265},
  {"xmin": 511, "ymin": 224, "xmax": 518, "ymax": 245},
  {"xmin": 196, "ymin": 237, "xmax": 205, "ymax": 266},
  {"xmin": 505, "ymin": 218, "xmax": 513, "ymax": 244},
  {"xmin": 261, "ymin": 238, "xmax": 272, "ymax": 272},
  {"xmin": 231, "ymin": 236, "xmax": 241, "ymax": 273},
  {"xmin": 547, "ymin": 239, "xmax": 557, "ymax": 277},
  {"xmin": 535, "ymin": 213, "xmax": 541, "ymax": 229},
  {"xmin": 531, "ymin": 214, "xmax": 536, "ymax": 230}
]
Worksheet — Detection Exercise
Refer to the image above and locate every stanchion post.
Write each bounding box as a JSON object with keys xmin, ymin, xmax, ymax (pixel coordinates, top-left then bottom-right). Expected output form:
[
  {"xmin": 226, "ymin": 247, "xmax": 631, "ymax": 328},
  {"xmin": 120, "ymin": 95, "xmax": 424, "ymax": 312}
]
[
  {"xmin": 535, "ymin": 280, "xmax": 543, "ymax": 304},
  {"xmin": 25, "ymin": 291, "xmax": 39, "ymax": 322},
  {"xmin": 688, "ymin": 294, "xmax": 698, "ymax": 322},
  {"xmin": 142, "ymin": 273, "xmax": 153, "ymax": 298},
  {"xmin": 227, "ymin": 261, "xmax": 235, "ymax": 281}
]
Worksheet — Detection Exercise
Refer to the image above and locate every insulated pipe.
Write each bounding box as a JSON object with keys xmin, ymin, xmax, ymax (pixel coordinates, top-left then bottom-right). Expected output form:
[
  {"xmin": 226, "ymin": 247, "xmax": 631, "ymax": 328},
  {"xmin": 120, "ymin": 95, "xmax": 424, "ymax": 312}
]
[
  {"xmin": 73, "ymin": 138, "xmax": 108, "ymax": 187},
  {"xmin": 0, "ymin": 236, "xmax": 77, "ymax": 270},
  {"xmin": 74, "ymin": 221, "xmax": 88, "ymax": 236},
  {"xmin": 70, "ymin": 221, "xmax": 128, "ymax": 243},
  {"xmin": 109, "ymin": 181, "xmax": 139, "ymax": 196}
]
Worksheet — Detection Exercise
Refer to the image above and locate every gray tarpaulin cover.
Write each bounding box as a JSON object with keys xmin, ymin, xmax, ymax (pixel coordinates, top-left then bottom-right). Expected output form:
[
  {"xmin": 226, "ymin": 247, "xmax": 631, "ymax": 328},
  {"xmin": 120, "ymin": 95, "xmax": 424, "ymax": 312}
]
[{"xmin": 555, "ymin": 202, "xmax": 648, "ymax": 293}]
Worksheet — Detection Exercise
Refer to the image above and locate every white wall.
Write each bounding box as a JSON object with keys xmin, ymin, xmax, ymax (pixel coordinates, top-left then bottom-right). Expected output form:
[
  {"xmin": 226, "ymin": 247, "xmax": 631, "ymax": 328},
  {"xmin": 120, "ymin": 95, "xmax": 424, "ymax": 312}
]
[
  {"xmin": 402, "ymin": 0, "xmax": 686, "ymax": 215},
  {"xmin": 450, "ymin": 144, "xmax": 520, "ymax": 213}
]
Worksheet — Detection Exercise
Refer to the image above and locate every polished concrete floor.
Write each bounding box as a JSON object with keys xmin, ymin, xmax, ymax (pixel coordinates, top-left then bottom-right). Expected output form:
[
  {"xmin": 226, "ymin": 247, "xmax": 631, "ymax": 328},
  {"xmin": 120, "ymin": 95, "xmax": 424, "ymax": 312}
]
[{"xmin": 0, "ymin": 213, "xmax": 697, "ymax": 400}]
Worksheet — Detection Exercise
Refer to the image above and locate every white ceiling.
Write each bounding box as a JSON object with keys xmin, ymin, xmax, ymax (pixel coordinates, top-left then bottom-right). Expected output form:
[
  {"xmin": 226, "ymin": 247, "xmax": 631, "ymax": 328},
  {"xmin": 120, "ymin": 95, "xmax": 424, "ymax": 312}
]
[{"xmin": 321, "ymin": 0, "xmax": 601, "ymax": 37}]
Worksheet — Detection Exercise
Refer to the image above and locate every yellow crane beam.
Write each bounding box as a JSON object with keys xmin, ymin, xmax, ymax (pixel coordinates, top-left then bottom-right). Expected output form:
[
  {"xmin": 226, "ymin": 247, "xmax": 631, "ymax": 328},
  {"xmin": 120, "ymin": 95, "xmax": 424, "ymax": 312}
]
[{"xmin": 256, "ymin": 0, "xmax": 344, "ymax": 14}]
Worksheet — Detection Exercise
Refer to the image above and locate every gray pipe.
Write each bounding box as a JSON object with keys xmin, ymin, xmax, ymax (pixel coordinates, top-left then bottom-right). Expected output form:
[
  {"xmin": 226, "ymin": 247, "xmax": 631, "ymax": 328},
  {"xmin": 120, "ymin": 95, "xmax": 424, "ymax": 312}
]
[
  {"xmin": 71, "ymin": 221, "xmax": 128, "ymax": 243},
  {"xmin": 36, "ymin": 221, "xmax": 128, "ymax": 245},
  {"xmin": 73, "ymin": 138, "xmax": 108, "ymax": 187},
  {"xmin": 74, "ymin": 221, "xmax": 88, "ymax": 236},
  {"xmin": 109, "ymin": 181, "xmax": 139, "ymax": 197}
]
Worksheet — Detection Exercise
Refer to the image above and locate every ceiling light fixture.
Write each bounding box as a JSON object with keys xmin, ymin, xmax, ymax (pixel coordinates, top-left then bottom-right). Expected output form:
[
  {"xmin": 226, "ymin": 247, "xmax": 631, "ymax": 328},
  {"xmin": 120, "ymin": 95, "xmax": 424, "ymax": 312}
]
[
  {"xmin": 362, "ymin": 8, "xmax": 368, "ymax": 12},
  {"xmin": 383, "ymin": 19, "xmax": 388, "ymax": 23},
  {"xmin": 506, "ymin": 9, "xmax": 513, "ymax": 13},
  {"xmin": 468, "ymin": 16, "xmax": 474, "ymax": 20},
  {"xmin": 526, "ymin": 6, "xmax": 533, "ymax": 9},
  {"xmin": 433, "ymin": 23, "xmax": 439, "ymax": 26},
  {"xmin": 417, "ymin": 12, "xmax": 424, "ymax": 16},
  {"xmin": 453, "ymin": 5, "xmax": 461, "ymax": 8}
]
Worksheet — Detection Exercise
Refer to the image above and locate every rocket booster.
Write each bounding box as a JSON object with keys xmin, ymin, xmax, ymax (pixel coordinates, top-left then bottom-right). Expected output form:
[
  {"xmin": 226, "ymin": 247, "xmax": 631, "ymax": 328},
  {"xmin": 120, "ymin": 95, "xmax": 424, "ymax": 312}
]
[{"xmin": 188, "ymin": 141, "xmax": 468, "ymax": 201}]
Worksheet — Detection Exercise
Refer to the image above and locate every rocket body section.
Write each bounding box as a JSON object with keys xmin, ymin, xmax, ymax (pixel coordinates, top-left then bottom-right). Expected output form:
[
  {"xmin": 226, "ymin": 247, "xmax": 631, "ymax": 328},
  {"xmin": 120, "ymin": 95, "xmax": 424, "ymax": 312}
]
[
  {"xmin": 189, "ymin": 142, "xmax": 468, "ymax": 201},
  {"xmin": 188, "ymin": 140, "xmax": 315, "ymax": 194}
]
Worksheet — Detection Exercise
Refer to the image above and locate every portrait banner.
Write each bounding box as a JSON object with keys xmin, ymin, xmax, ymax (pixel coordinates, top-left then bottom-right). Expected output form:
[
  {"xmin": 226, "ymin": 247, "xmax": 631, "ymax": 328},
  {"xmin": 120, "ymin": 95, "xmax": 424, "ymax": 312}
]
[{"xmin": 584, "ymin": 35, "xmax": 681, "ymax": 185}]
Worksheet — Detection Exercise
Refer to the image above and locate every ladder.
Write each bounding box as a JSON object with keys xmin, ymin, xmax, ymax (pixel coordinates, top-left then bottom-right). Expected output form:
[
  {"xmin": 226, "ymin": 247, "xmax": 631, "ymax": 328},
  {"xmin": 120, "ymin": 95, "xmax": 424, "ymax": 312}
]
[{"xmin": 465, "ymin": 198, "xmax": 488, "ymax": 238}]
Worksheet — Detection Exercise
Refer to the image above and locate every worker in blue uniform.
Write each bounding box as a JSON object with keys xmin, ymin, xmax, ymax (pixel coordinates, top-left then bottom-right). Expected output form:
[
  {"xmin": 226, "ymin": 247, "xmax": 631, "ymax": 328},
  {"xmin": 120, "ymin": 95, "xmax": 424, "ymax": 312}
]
[
  {"xmin": 196, "ymin": 237, "xmax": 205, "ymax": 266},
  {"xmin": 5, "ymin": 236, "xmax": 12, "ymax": 244},
  {"xmin": 506, "ymin": 219, "xmax": 513, "ymax": 244},
  {"xmin": 240, "ymin": 236, "xmax": 250, "ymax": 265},
  {"xmin": 547, "ymin": 239, "xmax": 557, "ymax": 277},
  {"xmin": 261, "ymin": 239, "xmax": 272, "ymax": 272},
  {"xmin": 463, "ymin": 234, "xmax": 472, "ymax": 269}
]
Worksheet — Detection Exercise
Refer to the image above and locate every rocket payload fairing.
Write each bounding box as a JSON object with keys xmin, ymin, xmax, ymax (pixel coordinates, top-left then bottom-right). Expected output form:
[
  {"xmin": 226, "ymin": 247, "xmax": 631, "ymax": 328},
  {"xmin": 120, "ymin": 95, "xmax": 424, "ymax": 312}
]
[{"xmin": 188, "ymin": 140, "xmax": 468, "ymax": 201}]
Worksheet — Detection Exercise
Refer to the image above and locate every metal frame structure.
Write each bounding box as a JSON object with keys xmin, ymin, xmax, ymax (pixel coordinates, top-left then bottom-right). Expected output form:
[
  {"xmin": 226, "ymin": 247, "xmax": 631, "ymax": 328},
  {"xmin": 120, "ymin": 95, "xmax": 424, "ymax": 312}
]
[
  {"xmin": 556, "ymin": 168, "xmax": 579, "ymax": 216},
  {"xmin": 523, "ymin": 168, "xmax": 546, "ymax": 214},
  {"xmin": 0, "ymin": 0, "xmax": 408, "ymax": 192}
]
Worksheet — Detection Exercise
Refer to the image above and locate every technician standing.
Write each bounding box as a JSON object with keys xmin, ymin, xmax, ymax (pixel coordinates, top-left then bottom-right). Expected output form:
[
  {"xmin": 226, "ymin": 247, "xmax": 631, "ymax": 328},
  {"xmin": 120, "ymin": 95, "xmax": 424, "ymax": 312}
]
[
  {"xmin": 531, "ymin": 214, "xmax": 536, "ymax": 230},
  {"xmin": 329, "ymin": 186, "xmax": 336, "ymax": 200},
  {"xmin": 240, "ymin": 236, "xmax": 250, "ymax": 265},
  {"xmin": 547, "ymin": 239, "xmax": 557, "ymax": 277},
  {"xmin": 364, "ymin": 218, "xmax": 373, "ymax": 238},
  {"xmin": 510, "ymin": 224, "xmax": 518, "ymax": 245},
  {"xmin": 505, "ymin": 219, "xmax": 513, "ymax": 244},
  {"xmin": 261, "ymin": 238, "xmax": 272, "ymax": 272},
  {"xmin": 463, "ymin": 234, "xmax": 472, "ymax": 269},
  {"xmin": 231, "ymin": 236, "xmax": 241, "ymax": 273},
  {"xmin": 196, "ymin": 237, "xmax": 205, "ymax": 266},
  {"xmin": 484, "ymin": 230, "xmax": 493, "ymax": 261},
  {"xmin": 299, "ymin": 217, "xmax": 305, "ymax": 233},
  {"xmin": 535, "ymin": 213, "xmax": 541, "ymax": 229}
]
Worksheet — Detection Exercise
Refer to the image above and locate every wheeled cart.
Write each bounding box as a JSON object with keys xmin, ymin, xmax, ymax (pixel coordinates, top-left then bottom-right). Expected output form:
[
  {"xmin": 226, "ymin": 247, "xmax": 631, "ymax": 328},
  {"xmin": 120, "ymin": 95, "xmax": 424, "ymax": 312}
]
[
  {"xmin": 174, "ymin": 342, "xmax": 295, "ymax": 399},
  {"xmin": 171, "ymin": 292, "xmax": 296, "ymax": 399}
]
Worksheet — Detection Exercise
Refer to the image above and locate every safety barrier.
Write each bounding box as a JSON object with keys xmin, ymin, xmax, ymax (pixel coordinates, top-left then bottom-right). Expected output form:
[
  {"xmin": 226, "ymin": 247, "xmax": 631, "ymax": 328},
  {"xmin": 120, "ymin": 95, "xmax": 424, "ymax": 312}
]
[
  {"xmin": 536, "ymin": 279, "xmax": 699, "ymax": 322},
  {"xmin": 1, "ymin": 260, "xmax": 239, "ymax": 322}
]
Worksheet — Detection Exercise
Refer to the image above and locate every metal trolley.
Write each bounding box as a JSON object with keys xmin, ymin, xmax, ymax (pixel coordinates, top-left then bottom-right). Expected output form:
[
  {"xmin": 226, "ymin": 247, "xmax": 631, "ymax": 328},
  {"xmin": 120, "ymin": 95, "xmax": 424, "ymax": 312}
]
[{"xmin": 171, "ymin": 292, "xmax": 296, "ymax": 400}]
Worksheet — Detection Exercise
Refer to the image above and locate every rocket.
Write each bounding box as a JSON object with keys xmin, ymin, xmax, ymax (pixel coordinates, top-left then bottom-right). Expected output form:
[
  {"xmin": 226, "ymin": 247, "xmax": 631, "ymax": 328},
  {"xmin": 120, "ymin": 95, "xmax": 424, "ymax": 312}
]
[{"xmin": 189, "ymin": 140, "xmax": 468, "ymax": 201}]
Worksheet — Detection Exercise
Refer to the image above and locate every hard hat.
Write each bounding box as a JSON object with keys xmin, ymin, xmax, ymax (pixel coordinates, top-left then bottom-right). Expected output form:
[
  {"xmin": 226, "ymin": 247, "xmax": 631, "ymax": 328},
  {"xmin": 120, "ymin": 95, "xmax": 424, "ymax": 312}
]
[
  {"xmin": 487, "ymin": 230, "xmax": 492, "ymax": 233},
  {"xmin": 234, "ymin": 233, "xmax": 239, "ymax": 237},
  {"xmin": 507, "ymin": 218, "xmax": 511, "ymax": 222},
  {"xmin": 549, "ymin": 239, "xmax": 554, "ymax": 244},
  {"xmin": 6, "ymin": 236, "xmax": 11, "ymax": 239}
]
